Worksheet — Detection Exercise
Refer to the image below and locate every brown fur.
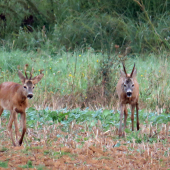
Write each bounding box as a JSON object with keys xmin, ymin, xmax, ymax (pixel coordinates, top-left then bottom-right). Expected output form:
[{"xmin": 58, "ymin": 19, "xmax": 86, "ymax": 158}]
[
  {"xmin": 116, "ymin": 64, "xmax": 139, "ymax": 137},
  {"xmin": 0, "ymin": 68, "xmax": 43, "ymax": 146}
]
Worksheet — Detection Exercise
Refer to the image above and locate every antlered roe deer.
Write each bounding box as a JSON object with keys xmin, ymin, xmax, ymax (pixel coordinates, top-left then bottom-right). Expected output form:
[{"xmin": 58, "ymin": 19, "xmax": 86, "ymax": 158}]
[
  {"xmin": 0, "ymin": 65, "xmax": 44, "ymax": 146},
  {"xmin": 116, "ymin": 63, "xmax": 139, "ymax": 137}
]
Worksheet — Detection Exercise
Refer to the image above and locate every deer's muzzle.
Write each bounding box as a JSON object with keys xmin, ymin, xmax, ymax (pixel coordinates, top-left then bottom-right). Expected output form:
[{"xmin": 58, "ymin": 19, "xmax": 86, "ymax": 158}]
[
  {"xmin": 126, "ymin": 91, "xmax": 132, "ymax": 97},
  {"xmin": 27, "ymin": 94, "xmax": 33, "ymax": 99}
]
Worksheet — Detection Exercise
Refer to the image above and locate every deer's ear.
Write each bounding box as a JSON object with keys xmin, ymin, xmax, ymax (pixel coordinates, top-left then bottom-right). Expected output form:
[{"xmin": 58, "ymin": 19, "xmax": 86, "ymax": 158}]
[
  {"xmin": 32, "ymin": 74, "xmax": 44, "ymax": 84},
  {"xmin": 120, "ymin": 70, "xmax": 127, "ymax": 77},
  {"xmin": 18, "ymin": 71, "xmax": 26, "ymax": 84}
]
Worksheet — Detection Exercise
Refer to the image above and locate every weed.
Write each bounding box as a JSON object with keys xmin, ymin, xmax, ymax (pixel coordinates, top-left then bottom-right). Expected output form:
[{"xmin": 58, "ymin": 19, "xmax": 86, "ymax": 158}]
[
  {"xmin": 0, "ymin": 147, "xmax": 8, "ymax": 152},
  {"xmin": 20, "ymin": 160, "xmax": 34, "ymax": 168},
  {"xmin": 0, "ymin": 161, "xmax": 8, "ymax": 168},
  {"xmin": 37, "ymin": 165, "xmax": 46, "ymax": 170}
]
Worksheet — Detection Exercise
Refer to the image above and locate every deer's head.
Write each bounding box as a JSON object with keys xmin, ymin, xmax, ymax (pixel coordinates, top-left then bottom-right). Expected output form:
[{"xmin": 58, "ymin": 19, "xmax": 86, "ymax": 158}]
[
  {"xmin": 18, "ymin": 64, "xmax": 44, "ymax": 99},
  {"xmin": 120, "ymin": 63, "xmax": 137, "ymax": 98}
]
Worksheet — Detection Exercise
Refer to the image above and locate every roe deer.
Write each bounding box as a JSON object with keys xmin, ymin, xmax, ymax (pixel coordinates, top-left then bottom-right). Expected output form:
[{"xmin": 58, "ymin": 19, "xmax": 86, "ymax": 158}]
[
  {"xmin": 116, "ymin": 63, "xmax": 139, "ymax": 137},
  {"xmin": 0, "ymin": 65, "xmax": 44, "ymax": 146}
]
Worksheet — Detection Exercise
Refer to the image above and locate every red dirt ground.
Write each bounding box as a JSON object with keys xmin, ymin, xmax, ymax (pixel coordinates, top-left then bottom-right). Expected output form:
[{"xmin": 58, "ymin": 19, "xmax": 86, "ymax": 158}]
[{"xmin": 0, "ymin": 121, "xmax": 170, "ymax": 169}]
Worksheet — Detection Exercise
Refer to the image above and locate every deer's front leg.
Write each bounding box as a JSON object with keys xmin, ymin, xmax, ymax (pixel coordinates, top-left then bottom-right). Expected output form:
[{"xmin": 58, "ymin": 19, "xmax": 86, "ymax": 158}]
[
  {"xmin": 131, "ymin": 104, "xmax": 135, "ymax": 131},
  {"xmin": 19, "ymin": 112, "xmax": 26, "ymax": 146},
  {"xmin": 124, "ymin": 105, "xmax": 128, "ymax": 130},
  {"xmin": 0, "ymin": 106, "xmax": 4, "ymax": 128},
  {"xmin": 136, "ymin": 102, "xmax": 140, "ymax": 130},
  {"xmin": 119, "ymin": 104, "xmax": 125, "ymax": 137}
]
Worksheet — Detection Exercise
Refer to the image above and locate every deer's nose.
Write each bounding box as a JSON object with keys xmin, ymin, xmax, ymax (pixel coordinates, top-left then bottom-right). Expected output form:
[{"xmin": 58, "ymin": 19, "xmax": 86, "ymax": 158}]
[
  {"xmin": 126, "ymin": 91, "xmax": 132, "ymax": 97},
  {"xmin": 27, "ymin": 94, "xmax": 33, "ymax": 99}
]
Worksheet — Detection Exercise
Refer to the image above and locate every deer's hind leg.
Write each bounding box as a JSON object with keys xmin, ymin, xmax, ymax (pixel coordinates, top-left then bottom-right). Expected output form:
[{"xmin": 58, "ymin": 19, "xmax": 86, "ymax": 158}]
[
  {"xmin": 0, "ymin": 106, "xmax": 3, "ymax": 117},
  {"xmin": 13, "ymin": 111, "xmax": 20, "ymax": 144},
  {"xmin": 8, "ymin": 111, "xmax": 16, "ymax": 146}
]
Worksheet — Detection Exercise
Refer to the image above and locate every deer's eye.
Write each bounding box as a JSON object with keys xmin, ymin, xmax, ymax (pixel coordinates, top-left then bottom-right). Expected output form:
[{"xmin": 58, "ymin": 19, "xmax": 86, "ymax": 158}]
[
  {"xmin": 124, "ymin": 84, "xmax": 126, "ymax": 87},
  {"xmin": 132, "ymin": 84, "xmax": 134, "ymax": 87},
  {"xmin": 24, "ymin": 86, "xmax": 27, "ymax": 89}
]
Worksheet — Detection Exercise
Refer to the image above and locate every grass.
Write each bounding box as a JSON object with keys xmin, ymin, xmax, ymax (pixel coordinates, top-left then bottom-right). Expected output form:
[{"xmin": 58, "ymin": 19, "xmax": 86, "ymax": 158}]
[
  {"xmin": 19, "ymin": 160, "xmax": 34, "ymax": 169},
  {"xmin": 0, "ymin": 161, "xmax": 8, "ymax": 168},
  {"xmin": 0, "ymin": 48, "xmax": 169, "ymax": 110}
]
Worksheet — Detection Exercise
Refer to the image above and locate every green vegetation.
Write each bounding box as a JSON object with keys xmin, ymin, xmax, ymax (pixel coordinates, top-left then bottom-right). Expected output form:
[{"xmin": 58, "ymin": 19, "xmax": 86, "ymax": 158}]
[
  {"xmin": 0, "ymin": 0, "xmax": 170, "ymax": 53},
  {"xmin": 20, "ymin": 160, "xmax": 34, "ymax": 169},
  {"xmin": 1, "ymin": 106, "xmax": 170, "ymax": 144},
  {"xmin": 0, "ymin": 161, "xmax": 8, "ymax": 168},
  {"xmin": 0, "ymin": 0, "xmax": 170, "ymax": 110},
  {"xmin": 0, "ymin": 0, "xmax": 169, "ymax": 110},
  {"xmin": 25, "ymin": 107, "xmax": 170, "ymax": 132},
  {"xmin": 0, "ymin": 49, "xmax": 169, "ymax": 111}
]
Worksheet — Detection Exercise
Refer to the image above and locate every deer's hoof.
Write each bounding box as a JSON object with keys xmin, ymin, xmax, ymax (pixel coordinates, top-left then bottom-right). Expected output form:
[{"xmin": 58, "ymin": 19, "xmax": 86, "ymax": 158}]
[
  {"xmin": 16, "ymin": 142, "xmax": 20, "ymax": 147},
  {"xmin": 118, "ymin": 132, "xmax": 125, "ymax": 138}
]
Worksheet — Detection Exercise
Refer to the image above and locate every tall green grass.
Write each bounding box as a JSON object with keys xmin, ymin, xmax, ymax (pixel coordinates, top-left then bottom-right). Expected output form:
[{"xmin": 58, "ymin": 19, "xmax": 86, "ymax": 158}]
[{"xmin": 0, "ymin": 48, "xmax": 169, "ymax": 111}]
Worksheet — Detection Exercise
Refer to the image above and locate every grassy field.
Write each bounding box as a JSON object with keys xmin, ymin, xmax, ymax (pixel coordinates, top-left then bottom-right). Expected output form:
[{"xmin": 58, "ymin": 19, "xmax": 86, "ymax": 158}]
[
  {"xmin": 0, "ymin": 49, "xmax": 170, "ymax": 169},
  {"xmin": 0, "ymin": 48, "xmax": 170, "ymax": 110}
]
